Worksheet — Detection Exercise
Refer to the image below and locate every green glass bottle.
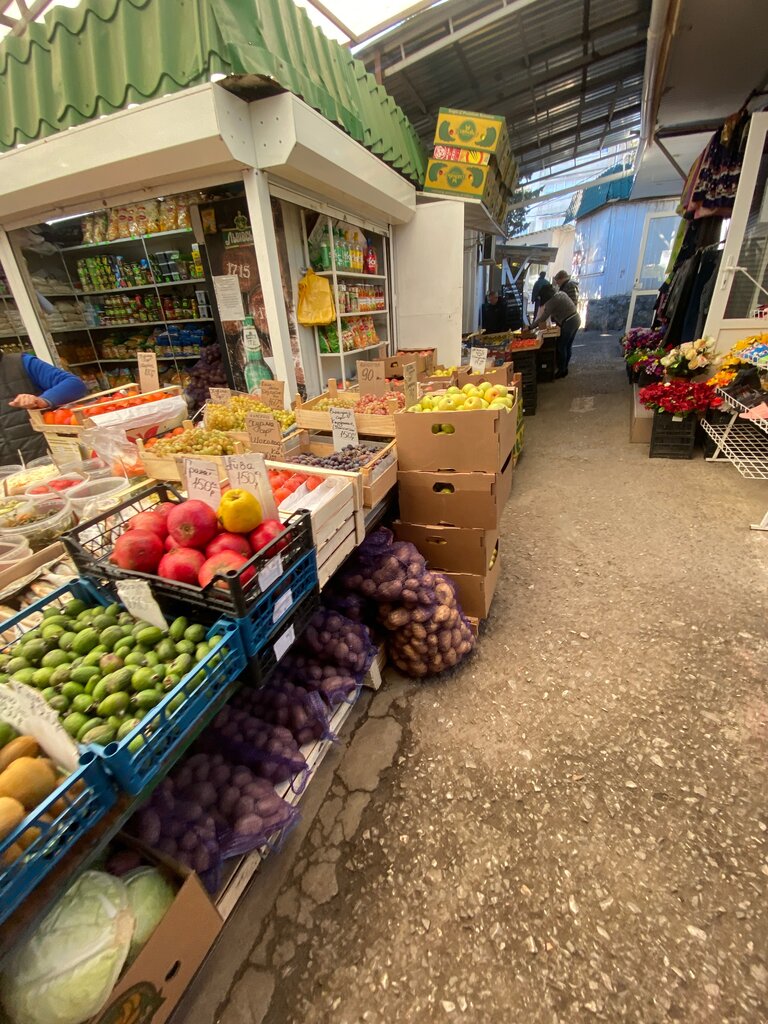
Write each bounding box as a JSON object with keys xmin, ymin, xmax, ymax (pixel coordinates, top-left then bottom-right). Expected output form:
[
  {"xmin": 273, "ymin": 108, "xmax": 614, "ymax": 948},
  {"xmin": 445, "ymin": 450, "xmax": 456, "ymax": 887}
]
[{"xmin": 243, "ymin": 315, "xmax": 273, "ymax": 391}]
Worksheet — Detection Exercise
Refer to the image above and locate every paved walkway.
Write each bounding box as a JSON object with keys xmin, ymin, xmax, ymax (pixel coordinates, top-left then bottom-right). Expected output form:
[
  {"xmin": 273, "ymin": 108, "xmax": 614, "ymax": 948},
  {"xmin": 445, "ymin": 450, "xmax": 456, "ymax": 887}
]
[{"xmin": 181, "ymin": 332, "xmax": 768, "ymax": 1024}]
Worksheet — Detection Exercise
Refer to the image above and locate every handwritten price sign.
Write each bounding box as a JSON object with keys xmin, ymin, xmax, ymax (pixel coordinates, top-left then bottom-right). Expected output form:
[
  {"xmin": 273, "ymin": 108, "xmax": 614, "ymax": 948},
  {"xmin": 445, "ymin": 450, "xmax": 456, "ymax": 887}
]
[
  {"xmin": 403, "ymin": 360, "xmax": 419, "ymax": 408},
  {"xmin": 116, "ymin": 580, "xmax": 167, "ymax": 631},
  {"xmin": 245, "ymin": 412, "xmax": 283, "ymax": 458},
  {"xmin": 357, "ymin": 359, "xmax": 386, "ymax": 396},
  {"xmin": 469, "ymin": 346, "xmax": 488, "ymax": 375},
  {"xmin": 260, "ymin": 380, "xmax": 285, "ymax": 409},
  {"xmin": 137, "ymin": 351, "xmax": 159, "ymax": 393},
  {"xmin": 184, "ymin": 458, "xmax": 222, "ymax": 511},
  {"xmin": 330, "ymin": 406, "xmax": 359, "ymax": 451},
  {"xmin": 223, "ymin": 453, "xmax": 279, "ymax": 521},
  {"xmin": 209, "ymin": 387, "xmax": 232, "ymax": 404}
]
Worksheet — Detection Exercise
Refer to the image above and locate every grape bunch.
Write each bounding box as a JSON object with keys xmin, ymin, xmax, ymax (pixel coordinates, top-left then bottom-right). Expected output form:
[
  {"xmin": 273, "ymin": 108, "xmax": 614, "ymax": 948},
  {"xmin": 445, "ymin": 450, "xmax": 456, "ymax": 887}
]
[
  {"xmin": 313, "ymin": 395, "xmax": 356, "ymax": 412},
  {"xmin": 289, "ymin": 444, "xmax": 377, "ymax": 470},
  {"xmin": 151, "ymin": 427, "xmax": 237, "ymax": 456},
  {"xmin": 207, "ymin": 394, "xmax": 295, "ymax": 432},
  {"xmin": 354, "ymin": 392, "xmax": 405, "ymax": 415}
]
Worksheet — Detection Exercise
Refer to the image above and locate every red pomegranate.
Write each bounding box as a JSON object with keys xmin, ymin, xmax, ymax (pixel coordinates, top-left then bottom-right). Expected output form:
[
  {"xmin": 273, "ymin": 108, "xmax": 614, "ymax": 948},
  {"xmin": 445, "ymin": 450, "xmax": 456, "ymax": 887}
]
[
  {"xmin": 205, "ymin": 532, "xmax": 252, "ymax": 559},
  {"xmin": 249, "ymin": 519, "xmax": 287, "ymax": 554},
  {"xmin": 155, "ymin": 502, "xmax": 178, "ymax": 524},
  {"xmin": 167, "ymin": 500, "xmax": 218, "ymax": 549},
  {"xmin": 111, "ymin": 530, "xmax": 164, "ymax": 573},
  {"xmin": 157, "ymin": 547, "xmax": 206, "ymax": 585},
  {"xmin": 126, "ymin": 510, "xmax": 167, "ymax": 538},
  {"xmin": 164, "ymin": 534, "xmax": 177, "ymax": 551},
  {"xmin": 198, "ymin": 550, "xmax": 255, "ymax": 591}
]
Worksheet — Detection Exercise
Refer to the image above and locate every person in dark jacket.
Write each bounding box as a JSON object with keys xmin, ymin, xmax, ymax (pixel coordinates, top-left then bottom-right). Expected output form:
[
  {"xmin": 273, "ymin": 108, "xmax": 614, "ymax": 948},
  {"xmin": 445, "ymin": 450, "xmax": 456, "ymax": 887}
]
[
  {"xmin": 0, "ymin": 352, "xmax": 87, "ymax": 464},
  {"xmin": 532, "ymin": 284, "xmax": 581, "ymax": 378},
  {"xmin": 554, "ymin": 270, "xmax": 579, "ymax": 305},
  {"xmin": 531, "ymin": 271, "xmax": 549, "ymax": 318},
  {"xmin": 480, "ymin": 291, "xmax": 509, "ymax": 334}
]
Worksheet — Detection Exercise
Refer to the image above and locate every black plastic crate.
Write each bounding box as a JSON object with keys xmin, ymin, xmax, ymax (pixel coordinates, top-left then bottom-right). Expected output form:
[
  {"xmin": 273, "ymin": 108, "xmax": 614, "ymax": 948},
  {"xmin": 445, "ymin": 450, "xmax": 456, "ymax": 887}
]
[
  {"xmin": 62, "ymin": 482, "xmax": 314, "ymax": 618},
  {"xmin": 252, "ymin": 588, "xmax": 321, "ymax": 687},
  {"xmin": 649, "ymin": 411, "xmax": 697, "ymax": 459}
]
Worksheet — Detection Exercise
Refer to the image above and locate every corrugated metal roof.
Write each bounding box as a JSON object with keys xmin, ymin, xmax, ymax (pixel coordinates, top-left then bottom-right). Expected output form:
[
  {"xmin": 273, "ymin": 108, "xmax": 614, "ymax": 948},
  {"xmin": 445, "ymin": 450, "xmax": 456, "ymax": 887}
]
[
  {"xmin": 0, "ymin": 0, "xmax": 427, "ymax": 184},
  {"xmin": 357, "ymin": 0, "xmax": 651, "ymax": 177}
]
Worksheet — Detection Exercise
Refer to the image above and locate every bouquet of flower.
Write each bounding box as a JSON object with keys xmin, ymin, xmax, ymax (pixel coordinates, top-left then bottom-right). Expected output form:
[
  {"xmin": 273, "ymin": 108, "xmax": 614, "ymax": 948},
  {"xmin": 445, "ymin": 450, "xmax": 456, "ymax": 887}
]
[
  {"xmin": 621, "ymin": 327, "xmax": 666, "ymax": 357},
  {"xmin": 639, "ymin": 379, "xmax": 722, "ymax": 416},
  {"xmin": 626, "ymin": 347, "xmax": 665, "ymax": 379},
  {"xmin": 660, "ymin": 337, "xmax": 715, "ymax": 377}
]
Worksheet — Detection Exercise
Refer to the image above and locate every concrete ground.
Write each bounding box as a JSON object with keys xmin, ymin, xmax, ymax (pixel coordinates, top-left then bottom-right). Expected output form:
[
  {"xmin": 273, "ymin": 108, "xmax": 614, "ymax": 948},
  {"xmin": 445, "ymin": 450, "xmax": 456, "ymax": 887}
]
[{"xmin": 180, "ymin": 332, "xmax": 768, "ymax": 1024}]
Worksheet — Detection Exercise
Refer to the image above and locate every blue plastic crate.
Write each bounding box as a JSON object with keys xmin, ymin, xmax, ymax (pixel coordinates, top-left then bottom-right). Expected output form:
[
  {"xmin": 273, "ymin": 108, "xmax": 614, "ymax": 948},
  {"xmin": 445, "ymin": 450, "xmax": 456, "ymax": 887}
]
[
  {"xmin": 103, "ymin": 618, "xmax": 245, "ymax": 794},
  {"xmin": 0, "ymin": 752, "xmax": 116, "ymax": 926},
  {"xmin": 238, "ymin": 550, "xmax": 319, "ymax": 658},
  {"xmin": 252, "ymin": 588, "xmax": 321, "ymax": 687}
]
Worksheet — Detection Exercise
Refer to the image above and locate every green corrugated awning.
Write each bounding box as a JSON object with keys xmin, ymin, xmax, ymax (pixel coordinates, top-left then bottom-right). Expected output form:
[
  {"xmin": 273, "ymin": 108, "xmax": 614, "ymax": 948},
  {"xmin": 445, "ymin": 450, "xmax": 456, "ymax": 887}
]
[{"xmin": 0, "ymin": 0, "xmax": 427, "ymax": 184}]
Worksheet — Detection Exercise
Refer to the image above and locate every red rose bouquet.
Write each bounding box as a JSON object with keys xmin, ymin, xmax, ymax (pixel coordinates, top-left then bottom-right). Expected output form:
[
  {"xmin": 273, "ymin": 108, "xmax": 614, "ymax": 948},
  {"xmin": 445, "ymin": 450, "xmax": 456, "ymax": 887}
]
[{"xmin": 639, "ymin": 379, "xmax": 722, "ymax": 416}]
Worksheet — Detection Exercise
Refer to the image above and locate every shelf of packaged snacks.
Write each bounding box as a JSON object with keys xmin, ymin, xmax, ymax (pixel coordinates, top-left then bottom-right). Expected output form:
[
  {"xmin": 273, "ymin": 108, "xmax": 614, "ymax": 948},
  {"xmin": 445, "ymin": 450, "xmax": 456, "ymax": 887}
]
[
  {"xmin": 81, "ymin": 280, "xmax": 205, "ymax": 296},
  {"xmin": 58, "ymin": 228, "xmax": 194, "ymax": 252},
  {"xmin": 315, "ymin": 270, "xmax": 387, "ymax": 280},
  {"xmin": 68, "ymin": 354, "xmax": 201, "ymax": 366},
  {"xmin": 340, "ymin": 309, "xmax": 388, "ymax": 317},
  {"xmin": 319, "ymin": 342, "xmax": 387, "ymax": 357},
  {"xmin": 51, "ymin": 318, "xmax": 213, "ymax": 333}
]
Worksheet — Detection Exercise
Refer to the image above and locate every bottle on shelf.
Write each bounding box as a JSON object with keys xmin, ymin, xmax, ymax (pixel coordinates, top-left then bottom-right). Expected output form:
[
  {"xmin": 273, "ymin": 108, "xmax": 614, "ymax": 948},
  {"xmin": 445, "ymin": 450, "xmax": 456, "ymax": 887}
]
[
  {"xmin": 243, "ymin": 315, "xmax": 274, "ymax": 390},
  {"xmin": 319, "ymin": 226, "xmax": 331, "ymax": 270},
  {"xmin": 364, "ymin": 240, "xmax": 378, "ymax": 275}
]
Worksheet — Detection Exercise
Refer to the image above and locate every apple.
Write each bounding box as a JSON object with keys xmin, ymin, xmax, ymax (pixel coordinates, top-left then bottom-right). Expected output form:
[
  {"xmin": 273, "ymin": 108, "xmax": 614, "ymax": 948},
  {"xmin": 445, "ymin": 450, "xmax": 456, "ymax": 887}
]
[
  {"xmin": 461, "ymin": 383, "xmax": 474, "ymax": 395},
  {"xmin": 463, "ymin": 396, "xmax": 484, "ymax": 410}
]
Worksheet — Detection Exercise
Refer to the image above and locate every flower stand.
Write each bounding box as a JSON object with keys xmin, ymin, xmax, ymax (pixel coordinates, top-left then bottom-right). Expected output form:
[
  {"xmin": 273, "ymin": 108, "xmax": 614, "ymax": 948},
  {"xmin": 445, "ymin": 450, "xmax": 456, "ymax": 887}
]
[{"xmin": 649, "ymin": 411, "xmax": 697, "ymax": 459}]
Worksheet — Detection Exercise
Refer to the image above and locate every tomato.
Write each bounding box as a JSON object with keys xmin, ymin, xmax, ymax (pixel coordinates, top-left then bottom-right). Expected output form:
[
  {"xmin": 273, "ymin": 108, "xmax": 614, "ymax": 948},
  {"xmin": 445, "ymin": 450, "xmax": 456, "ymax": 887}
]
[
  {"xmin": 42, "ymin": 411, "xmax": 56, "ymax": 425},
  {"xmin": 287, "ymin": 474, "xmax": 307, "ymax": 488},
  {"xmin": 273, "ymin": 486, "xmax": 292, "ymax": 504},
  {"xmin": 305, "ymin": 476, "xmax": 322, "ymax": 491},
  {"xmin": 52, "ymin": 409, "xmax": 71, "ymax": 425}
]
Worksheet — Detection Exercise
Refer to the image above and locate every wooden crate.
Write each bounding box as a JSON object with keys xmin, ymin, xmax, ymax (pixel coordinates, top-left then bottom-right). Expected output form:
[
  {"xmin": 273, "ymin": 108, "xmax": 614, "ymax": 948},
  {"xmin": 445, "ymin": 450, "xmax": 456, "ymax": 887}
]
[
  {"xmin": 29, "ymin": 384, "xmax": 184, "ymax": 438},
  {"xmin": 316, "ymin": 516, "xmax": 358, "ymax": 590},
  {"xmin": 266, "ymin": 436, "xmax": 397, "ymax": 510},
  {"xmin": 137, "ymin": 423, "xmax": 248, "ymax": 483},
  {"xmin": 294, "ymin": 380, "xmax": 399, "ymax": 437}
]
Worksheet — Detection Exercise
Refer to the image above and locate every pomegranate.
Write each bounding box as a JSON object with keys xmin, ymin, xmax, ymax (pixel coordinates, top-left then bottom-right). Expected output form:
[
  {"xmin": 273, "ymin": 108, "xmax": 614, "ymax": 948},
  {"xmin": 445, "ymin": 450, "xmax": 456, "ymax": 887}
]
[
  {"xmin": 155, "ymin": 501, "xmax": 178, "ymax": 523},
  {"xmin": 198, "ymin": 550, "xmax": 255, "ymax": 591},
  {"xmin": 249, "ymin": 519, "xmax": 287, "ymax": 554},
  {"xmin": 164, "ymin": 534, "xmax": 178, "ymax": 552},
  {"xmin": 206, "ymin": 532, "xmax": 252, "ymax": 559},
  {"xmin": 111, "ymin": 530, "xmax": 164, "ymax": 573},
  {"xmin": 167, "ymin": 499, "xmax": 218, "ymax": 549},
  {"xmin": 157, "ymin": 547, "xmax": 206, "ymax": 585},
  {"xmin": 127, "ymin": 510, "xmax": 167, "ymax": 538}
]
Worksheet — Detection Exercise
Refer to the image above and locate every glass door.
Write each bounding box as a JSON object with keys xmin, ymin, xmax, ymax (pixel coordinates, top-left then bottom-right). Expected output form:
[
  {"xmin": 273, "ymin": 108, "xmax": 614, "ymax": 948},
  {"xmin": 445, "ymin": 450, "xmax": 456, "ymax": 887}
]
[{"xmin": 624, "ymin": 212, "xmax": 680, "ymax": 332}]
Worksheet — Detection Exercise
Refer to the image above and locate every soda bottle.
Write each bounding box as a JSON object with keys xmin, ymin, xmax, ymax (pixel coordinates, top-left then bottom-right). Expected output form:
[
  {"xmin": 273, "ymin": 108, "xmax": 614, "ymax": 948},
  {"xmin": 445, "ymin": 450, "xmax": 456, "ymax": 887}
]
[
  {"xmin": 364, "ymin": 240, "xmax": 378, "ymax": 275},
  {"xmin": 243, "ymin": 315, "xmax": 274, "ymax": 391},
  {"xmin": 319, "ymin": 226, "xmax": 331, "ymax": 270}
]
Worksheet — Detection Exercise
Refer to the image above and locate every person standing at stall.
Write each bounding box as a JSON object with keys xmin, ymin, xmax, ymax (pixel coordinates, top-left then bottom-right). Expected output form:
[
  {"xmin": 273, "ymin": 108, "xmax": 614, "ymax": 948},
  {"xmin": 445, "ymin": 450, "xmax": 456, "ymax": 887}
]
[
  {"xmin": 0, "ymin": 352, "xmax": 87, "ymax": 464},
  {"xmin": 554, "ymin": 269, "xmax": 579, "ymax": 305},
  {"xmin": 532, "ymin": 283, "xmax": 581, "ymax": 378},
  {"xmin": 531, "ymin": 271, "xmax": 549, "ymax": 319},
  {"xmin": 480, "ymin": 290, "xmax": 510, "ymax": 333}
]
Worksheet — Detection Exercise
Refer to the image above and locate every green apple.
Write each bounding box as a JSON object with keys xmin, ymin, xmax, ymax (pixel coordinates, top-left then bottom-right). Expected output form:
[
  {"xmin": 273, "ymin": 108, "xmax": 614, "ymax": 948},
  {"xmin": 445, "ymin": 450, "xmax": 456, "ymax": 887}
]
[
  {"xmin": 478, "ymin": 381, "xmax": 493, "ymax": 393},
  {"xmin": 446, "ymin": 385, "xmax": 462, "ymax": 395},
  {"xmin": 463, "ymin": 396, "xmax": 483, "ymax": 410},
  {"xmin": 461, "ymin": 383, "xmax": 475, "ymax": 395},
  {"xmin": 441, "ymin": 424, "xmax": 456, "ymax": 434},
  {"xmin": 438, "ymin": 396, "xmax": 457, "ymax": 411}
]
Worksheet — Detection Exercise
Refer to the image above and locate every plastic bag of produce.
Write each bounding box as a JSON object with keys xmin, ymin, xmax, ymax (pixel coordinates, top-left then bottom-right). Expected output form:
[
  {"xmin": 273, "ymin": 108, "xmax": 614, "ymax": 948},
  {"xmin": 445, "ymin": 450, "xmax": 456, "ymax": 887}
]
[
  {"xmin": 215, "ymin": 768, "xmax": 299, "ymax": 859},
  {"xmin": 232, "ymin": 682, "xmax": 335, "ymax": 746},
  {"xmin": 199, "ymin": 708, "xmax": 310, "ymax": 789},
  {"xmin": 302, "ymin": 609, "xmax": 377, "ymax": 678},
  {"xmin": 1, "ymin": 871, "xmax": 134, "ymax": 1024}
]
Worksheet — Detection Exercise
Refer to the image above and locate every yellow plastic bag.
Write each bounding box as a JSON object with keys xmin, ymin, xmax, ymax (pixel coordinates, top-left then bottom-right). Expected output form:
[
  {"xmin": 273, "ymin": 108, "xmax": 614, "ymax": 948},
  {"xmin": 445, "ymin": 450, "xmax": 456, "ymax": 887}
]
[{"xmin": 297, "ymin": 269, "xmax": 336, "ymax": 326}]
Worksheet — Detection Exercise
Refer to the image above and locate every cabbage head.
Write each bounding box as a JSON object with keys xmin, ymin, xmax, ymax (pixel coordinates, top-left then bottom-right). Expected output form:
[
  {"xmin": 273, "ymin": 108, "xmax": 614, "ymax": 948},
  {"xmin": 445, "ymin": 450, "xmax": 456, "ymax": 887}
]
[
  {"xmin": 124, "ymin": 867, "xmax": 176, "ymax": 961},
  {"xmin": 1, "ymin": 871, "xmax": 134, "ymax": 1024}
]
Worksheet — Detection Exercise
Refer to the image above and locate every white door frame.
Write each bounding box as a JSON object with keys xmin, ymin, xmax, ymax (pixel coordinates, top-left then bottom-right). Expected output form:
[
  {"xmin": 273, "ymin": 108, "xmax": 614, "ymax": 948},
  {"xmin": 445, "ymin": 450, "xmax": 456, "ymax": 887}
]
[{"xmin": 624, "ymin": 210, "xmax": 680, "ymax": 334}]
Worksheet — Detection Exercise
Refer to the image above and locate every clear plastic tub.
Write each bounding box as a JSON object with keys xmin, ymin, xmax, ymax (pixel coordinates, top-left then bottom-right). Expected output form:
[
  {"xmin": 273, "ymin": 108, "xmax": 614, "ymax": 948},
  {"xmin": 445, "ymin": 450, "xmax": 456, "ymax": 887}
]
[
  {"xmin": 58, "ymin": 457, "xmax": 112, "ymax": 480},
  {"xmin": 0, "ymin": 495, "xmax": 75, "ymax": 552},
  {"xmin": 24, "ymin": 473, "xmax": 84, "ymax": 497},
  {"xmin": 66, "ymin": 477, "xmax": 130, "ymax": 520},
  {"xmin": 0, "ymin": 537, "xmax": 31, "ymax": 571},
  {"xmin": 0, "ymin": 496, "xmax": 34, "ymax": 529}
]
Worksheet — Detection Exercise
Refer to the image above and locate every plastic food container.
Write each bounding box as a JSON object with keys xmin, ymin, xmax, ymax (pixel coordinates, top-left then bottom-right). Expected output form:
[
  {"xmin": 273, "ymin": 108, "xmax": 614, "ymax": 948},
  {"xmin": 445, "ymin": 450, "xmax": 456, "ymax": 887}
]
[
  {"xmin": 3, "ymin": 463, "xmax": 60, "ymax": 496},
  {"xmin": 25, "ymin": 473, "xmax": 85, "ymax": 497},
  {"xmin": 66, "ymin": 477, "xmax": 130, "ymax": 520},
  {"xmin": 58, "ymin": 457, "xmax": 111, "ymax": 480},
  {"xmin": 0, "ymin": 537, "xmax": 31, "ymax": 571},
  {"xmin": 0, "ymin": 496, "xmax": 34, "ymax": 529},
  {"xmin": 0, "ymin": 495, "xmax": 75, "ymax": 551}
]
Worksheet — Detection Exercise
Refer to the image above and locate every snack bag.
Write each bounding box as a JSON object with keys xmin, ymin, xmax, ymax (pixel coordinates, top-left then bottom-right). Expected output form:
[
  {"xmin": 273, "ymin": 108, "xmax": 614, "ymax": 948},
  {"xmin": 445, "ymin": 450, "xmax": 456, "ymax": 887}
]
[
  {"xmin": 143, "ymin": 199, "xmax": 160, "ymax": 234},
  {"xmin": 117, "ymin": 207, "xmax": 132, "ymax": 239},
  {"xmin": 176, "ymin": 195, "xmax": 191, "ymax": 230},
  {"xmin": 159, "ymin": 196, "xmax": 177, "ymax": 232},
  {"xmin": 92, "ymin": 211, "xmax": 108, "ymax": 243},
  {"xmin": 107, "ymin": 207, "xmax": 121, "ymax": 241},
  {"xmin": 81, "ymin": 216, "xmax": 94, "ymax": 245}
]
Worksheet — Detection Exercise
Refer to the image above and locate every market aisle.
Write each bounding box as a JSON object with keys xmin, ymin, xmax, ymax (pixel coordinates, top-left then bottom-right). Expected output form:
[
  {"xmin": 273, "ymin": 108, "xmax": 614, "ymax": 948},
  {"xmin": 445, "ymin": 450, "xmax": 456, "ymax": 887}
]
[{"xmin": 184, "ymin": 332, "xmax": 768, "ymax": 1024}]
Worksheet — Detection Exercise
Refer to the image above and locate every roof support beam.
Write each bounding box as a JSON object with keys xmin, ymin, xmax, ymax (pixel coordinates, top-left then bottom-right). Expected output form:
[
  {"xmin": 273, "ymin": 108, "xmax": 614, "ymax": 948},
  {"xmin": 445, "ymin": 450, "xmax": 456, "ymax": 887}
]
[{"xmin": 383, "ymin": 0, "xmax": 540, "ymax": 77}]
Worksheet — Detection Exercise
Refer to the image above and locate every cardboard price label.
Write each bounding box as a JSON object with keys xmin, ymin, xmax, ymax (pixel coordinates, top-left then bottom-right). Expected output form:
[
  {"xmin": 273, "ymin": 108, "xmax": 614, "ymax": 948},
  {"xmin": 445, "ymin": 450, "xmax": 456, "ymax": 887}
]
[
  {"xmin": 223, "ymin": 453, "xmax": 279, "ymax": 521},
  {"xmin": 137, "ymin": 351, "xmax": 160, "ymax": 393},
  {"xmin": 116, "ymin": 580, "xmax": 167, "ymax": 631},
  {"xmin": 260, "ymin": 379, "xmax": 285, "ymax": 409},
  {"xmin": 273, "ymin": 623, "xmax": 295, "ymax": 662},
  {"xmin": 469, "ymin": 347, "xmax": 488, "ymax": 375},
  {"xmin": 403, "ymin": 361, "xmax": 419, "ymax": 408},
  {"xmin": 245, "ymin": 412, "xmax": 283, "ymax": 458},
  {"xmin": 3, "ymin": 682, "xmax": 80, "ymax": 772},
  {"xmin": 357, "ymin": 359, "xmax": 386, "ymax": 396},
  {"xmin": 184, "ymin": 458, "xmax": 222, "ymax": 511},
  {"xmin": 209, "ymin": 387, "xmax": 232, "ymax": 404},
  {"xmin": 330, "ymin": 406, "xmax": 359, "ymax": 450}
]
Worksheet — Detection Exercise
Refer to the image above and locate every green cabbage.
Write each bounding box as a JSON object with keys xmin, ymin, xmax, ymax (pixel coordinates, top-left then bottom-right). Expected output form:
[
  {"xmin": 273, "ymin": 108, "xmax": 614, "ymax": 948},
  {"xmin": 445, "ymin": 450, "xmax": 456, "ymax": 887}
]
[
  {"xmin": 123, "ymin": 867, "xmax": 176, "ymax": 961},
  {"xmin": 1, "ymin": 871, "xmax": 134, "ymax": 1024}
]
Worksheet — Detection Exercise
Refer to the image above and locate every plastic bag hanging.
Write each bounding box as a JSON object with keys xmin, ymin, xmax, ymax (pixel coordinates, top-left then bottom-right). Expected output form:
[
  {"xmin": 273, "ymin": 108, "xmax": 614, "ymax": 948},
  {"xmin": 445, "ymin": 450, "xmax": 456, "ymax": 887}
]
[{"xmin": 297, "ymin": 269, "xmax": 336, "ymax": 326}]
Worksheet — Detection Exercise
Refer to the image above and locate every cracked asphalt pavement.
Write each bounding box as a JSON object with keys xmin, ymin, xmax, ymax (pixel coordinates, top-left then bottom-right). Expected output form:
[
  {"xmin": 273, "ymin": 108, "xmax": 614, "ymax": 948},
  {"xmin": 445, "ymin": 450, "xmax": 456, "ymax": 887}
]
[{"xmin": 178, "ymin": 333, "xmax": 768, "ymax": 1024}]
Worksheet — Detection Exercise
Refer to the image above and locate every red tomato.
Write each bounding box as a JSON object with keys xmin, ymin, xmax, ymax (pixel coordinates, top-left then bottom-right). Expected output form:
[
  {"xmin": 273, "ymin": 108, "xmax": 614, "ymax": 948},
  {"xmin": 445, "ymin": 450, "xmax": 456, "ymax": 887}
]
[
  {"xmin": 305, "ymin": 476, "xmax": 322, "ymax": 491},
  {"xmin": 273, "ymin": 486, "xmax": 292, "ymax": 505}
]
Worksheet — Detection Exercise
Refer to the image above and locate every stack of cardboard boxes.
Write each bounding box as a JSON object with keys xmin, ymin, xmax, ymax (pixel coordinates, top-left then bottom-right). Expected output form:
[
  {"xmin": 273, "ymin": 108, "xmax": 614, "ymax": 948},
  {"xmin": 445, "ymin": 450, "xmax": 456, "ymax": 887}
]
[
  {"xmin": 424, "ymin": 108, "xmax": 519, "ymax": 226},
  {"xmin": 393, "ymin": 379, "xmax": 518, "ymax": 620}
]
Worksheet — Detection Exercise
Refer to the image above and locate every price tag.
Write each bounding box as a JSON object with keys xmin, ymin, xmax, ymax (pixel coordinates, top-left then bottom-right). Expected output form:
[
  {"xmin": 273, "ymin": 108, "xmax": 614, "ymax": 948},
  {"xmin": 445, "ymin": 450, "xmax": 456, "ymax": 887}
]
[
  {"xmin": 272, "ymin": 589, "xmax": 294, "ymax": 623},
  {"xmin": 137, "ymin": 351, "xmax": 160, "ymax": 393},
  {"xmin": 330, "ymin": 406, "xmax": 359, "ymax": 451},
  {"xmin": 469, "ymin": 346, "xmax": 488, "ymax": 375},
  {"xmin": 244, "ymin": 412, "xmax": 283, "ymax": 458},
  {"xmin": 209, "ymin": 387, "xmax": 231, "ymax": 404},
  {"xmin": 260, "ymin": 379, "xmax": 285, "ymax": 409},
  {"xmin": 258, "ymin": 552, "xmax": 284, "ymax": 591},
  {"xmin": 115, "ymin": 580, "xmax": 167, "ymax": 632},
  {"xmin": 224, "ymin": 452, "xmax": 279, "ymax": 521},
  {"xmin": 4, "ymin": 683, "xmax": 79, "ymax": 772},
  {"xmin": 357, "ymin": 360, "xmax": 386, "ymax": 396},
  {"xmin": 273, "ymin": 623, "xmax": 295, "ymax": 662},
  {"xmin": 403, "ymin": 361, "xmax": 419, "ymax": 409},
  {"xmin": 184, "ymin": 458, "xmax": 222, "ymax": 511}
]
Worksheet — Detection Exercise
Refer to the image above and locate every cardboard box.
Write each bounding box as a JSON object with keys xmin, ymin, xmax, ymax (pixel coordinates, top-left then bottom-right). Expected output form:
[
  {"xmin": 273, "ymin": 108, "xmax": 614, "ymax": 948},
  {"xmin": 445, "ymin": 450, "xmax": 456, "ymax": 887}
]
[
  {"xmin": 385, "ymin": 349, "xmax": 437, "ymax": 377},
  {"xmin": 92, "ymin": 867, "xmax": 222, "ymax": 1024},
  {"xmin": 457, "ymin": 362, "xmax": 514, "ymax": 387},
  {"xmin": 433, "ymin": 107, "xmax": 509, "ymax": 156},
  {"xmin": 397, "ymin": 450, "xmax": 513, "ymax": 529},
  {"xmin": 393, "ymin": 522, "xmax": 499, "ymax": 577},
  {"xmin": 394, "ymin": 401, "xmax": 517, "ymax": 473},
  {"xmin": 449, "ymin": 553, "xmax": 501, "ymax": 620},
  {"xmin": 630, "ymin": 384, "xmax": 654, "ymax": 443},
  {"xmin": 424, "ymin": 158, "xmax": 509, "ymax": 213}
]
